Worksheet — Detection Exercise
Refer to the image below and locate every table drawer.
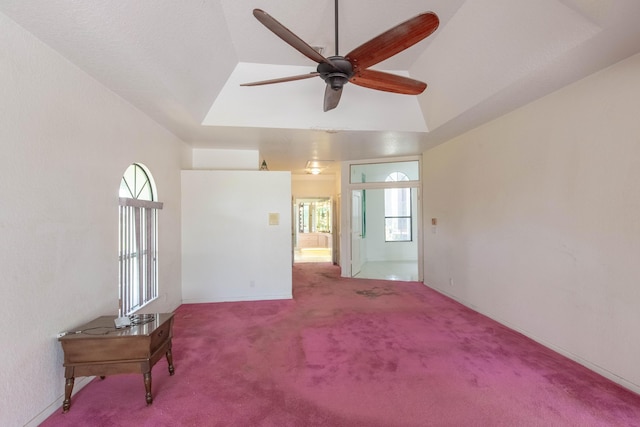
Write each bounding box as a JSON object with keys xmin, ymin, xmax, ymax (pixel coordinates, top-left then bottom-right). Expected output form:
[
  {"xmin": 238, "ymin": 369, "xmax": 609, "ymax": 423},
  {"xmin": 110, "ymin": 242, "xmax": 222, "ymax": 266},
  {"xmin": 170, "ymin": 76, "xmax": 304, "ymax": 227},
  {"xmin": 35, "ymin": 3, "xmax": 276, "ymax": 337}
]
[
  {"xmin": 149, "ymin": 317, "xmax": 172, "ymax": 353},
  {"xmin": 63, "ymin": 337, "xmax": 149, "ymax": 364}
]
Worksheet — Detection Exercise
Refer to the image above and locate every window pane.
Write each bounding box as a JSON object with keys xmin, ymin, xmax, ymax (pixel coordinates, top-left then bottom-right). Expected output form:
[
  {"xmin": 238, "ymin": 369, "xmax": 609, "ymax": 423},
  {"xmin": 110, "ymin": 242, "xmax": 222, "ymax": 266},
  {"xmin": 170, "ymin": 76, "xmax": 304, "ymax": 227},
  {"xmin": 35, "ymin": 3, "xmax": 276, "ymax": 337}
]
[
  {"xmin": 385, "ymin": 172, "xmax": 409, "ymax": 182},
  {"xmin": 119, "ymin": 163, "xmax": 159, "ymax": 316},
  {"xmin": 385, "ymin": 188, "xmax": 411, "ymax": 216},
  {"xmin": 385, "ymin": 218, "xmax": 411, "ymax": 241},
  {"xmin": 119, "ymin": 164, "xmax": 154, "ymax": 201},
  {"xmin": 135, "ymin": 167, "xmax": 152, "ymax": 200},
  {"xmin": 350, "ymin": 161, "xmax": 419, "ymax": 183}
]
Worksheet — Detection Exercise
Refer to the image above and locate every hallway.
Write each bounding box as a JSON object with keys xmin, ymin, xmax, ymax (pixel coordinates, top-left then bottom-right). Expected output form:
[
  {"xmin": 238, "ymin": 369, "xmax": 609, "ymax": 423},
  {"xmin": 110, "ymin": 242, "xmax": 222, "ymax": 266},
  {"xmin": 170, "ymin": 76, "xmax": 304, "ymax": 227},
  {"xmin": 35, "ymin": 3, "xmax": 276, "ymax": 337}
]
[{"xmin": 294, "ymin": 247, "xmax": 332, "ymax": 263}]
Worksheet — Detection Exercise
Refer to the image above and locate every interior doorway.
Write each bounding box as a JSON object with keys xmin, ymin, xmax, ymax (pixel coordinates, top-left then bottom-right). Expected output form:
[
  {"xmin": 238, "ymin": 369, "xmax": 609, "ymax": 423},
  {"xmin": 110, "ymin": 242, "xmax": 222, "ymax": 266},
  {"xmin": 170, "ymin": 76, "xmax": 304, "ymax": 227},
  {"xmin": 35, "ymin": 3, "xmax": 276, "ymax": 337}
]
[
  {"xmin": 345, "ymin": 159, "xmax": 422, "ymax": 281},
  {"xmin": 350, "ymin": 188, "xmax": 419, "ymax": 281},
  {"xmin": 293, "ymin": 197, "xmax": 333, "ymax": 263}
]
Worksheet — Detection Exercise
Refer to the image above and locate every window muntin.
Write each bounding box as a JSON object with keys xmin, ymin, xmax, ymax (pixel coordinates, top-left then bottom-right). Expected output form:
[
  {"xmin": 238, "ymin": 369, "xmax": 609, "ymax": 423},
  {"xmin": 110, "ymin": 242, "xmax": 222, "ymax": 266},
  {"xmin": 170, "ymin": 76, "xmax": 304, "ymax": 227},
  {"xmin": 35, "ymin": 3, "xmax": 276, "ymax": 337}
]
[
  {"xmin": 119, "ymin": 163, "xmax": 153, "ymax": 200},
  {"xmin": 384, "ymin": 172, "xmax": 412, "ymax": 242},
  {"xmin": 118, "ymin": 164, "xmax": 161, "ymax": 316}
]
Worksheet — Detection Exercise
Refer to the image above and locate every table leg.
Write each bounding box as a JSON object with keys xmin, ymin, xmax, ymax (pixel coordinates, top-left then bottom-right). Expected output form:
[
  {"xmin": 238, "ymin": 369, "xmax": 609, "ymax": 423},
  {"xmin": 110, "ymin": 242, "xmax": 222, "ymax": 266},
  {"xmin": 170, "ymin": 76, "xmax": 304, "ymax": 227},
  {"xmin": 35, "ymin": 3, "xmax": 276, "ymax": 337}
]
[
  {"xmin": 144, "ymin": 372, "xmax": 153, "ymax": 405},
  {"xmin": 63, "ymin": 377, "xmax": 74, "ymax": 413},
  {"xmin": 166, "ymin": 348, "xmax": 175, "ymax": 376}
]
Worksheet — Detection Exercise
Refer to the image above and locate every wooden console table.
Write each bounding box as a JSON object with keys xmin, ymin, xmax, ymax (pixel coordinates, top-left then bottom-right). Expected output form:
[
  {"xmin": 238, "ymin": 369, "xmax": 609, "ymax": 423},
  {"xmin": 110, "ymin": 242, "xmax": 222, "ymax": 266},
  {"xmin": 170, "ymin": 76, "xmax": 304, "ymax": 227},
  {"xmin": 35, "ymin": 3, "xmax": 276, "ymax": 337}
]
[{"xmin": 58, "ymin": 313, "xmax": 175, "ymax": 412}]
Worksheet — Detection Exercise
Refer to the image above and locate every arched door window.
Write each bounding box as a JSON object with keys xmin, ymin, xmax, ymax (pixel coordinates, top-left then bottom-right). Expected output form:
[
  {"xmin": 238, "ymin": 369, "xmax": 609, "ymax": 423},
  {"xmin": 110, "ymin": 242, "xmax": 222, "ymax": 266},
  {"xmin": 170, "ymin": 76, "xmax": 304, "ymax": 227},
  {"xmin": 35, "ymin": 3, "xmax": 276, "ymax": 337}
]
[
  {"xmin": 384, "ymin": 172, "xmax": 412, "ymax": 242},
  {"xmin": 118, "ymin": 164, "xmax": 163, "ymax": 315}
]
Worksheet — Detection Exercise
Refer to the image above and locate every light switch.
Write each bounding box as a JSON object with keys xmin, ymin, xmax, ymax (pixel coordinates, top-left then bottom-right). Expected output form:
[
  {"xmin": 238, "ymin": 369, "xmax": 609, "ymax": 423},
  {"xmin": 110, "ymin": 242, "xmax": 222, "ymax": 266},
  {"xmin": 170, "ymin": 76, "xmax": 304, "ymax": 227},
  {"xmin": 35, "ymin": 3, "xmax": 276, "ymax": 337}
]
[{"xmin": 269, "ymin": 213, "xmax": 279, "ymax": 225}]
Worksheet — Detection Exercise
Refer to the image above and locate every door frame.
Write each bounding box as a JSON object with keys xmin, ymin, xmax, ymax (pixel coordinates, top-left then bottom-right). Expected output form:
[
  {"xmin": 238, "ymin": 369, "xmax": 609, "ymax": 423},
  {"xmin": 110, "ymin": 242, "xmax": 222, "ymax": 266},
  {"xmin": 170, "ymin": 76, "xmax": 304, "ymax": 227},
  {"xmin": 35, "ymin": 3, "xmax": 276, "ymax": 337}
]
[
  {"xmin": 351, "ymin": 189, "xmax": 364, "ymax": 276},
  {"xmin": 340, "ymin": 156, "xmax": 423, "ymax": 281},
  {"xmin": 292, "ymin": 196, "xmax": 334, "ymax": 264}
]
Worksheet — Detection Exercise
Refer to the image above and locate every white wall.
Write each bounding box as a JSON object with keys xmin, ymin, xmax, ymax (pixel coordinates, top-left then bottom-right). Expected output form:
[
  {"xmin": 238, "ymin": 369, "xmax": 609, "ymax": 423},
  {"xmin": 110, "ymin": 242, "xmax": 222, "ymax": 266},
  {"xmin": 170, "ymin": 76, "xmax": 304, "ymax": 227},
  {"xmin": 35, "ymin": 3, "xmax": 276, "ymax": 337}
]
[
  {"xmin": 181, "ymin": 170, "xmax": 292, "ymax": 303},
  {"xmin": 422, "ymin": 53, "xmax": 640, "ymax": 393},
  {"xmin": 192, "ymin": 148, "xmax": 259, "ymax": 170},
  {"xmin": 0, "ymin": 12, "xmax": 187, "ymax": 427},
  {"xmin": 291, "ymin": 174, "xmax": 337, "ymax": 198}
]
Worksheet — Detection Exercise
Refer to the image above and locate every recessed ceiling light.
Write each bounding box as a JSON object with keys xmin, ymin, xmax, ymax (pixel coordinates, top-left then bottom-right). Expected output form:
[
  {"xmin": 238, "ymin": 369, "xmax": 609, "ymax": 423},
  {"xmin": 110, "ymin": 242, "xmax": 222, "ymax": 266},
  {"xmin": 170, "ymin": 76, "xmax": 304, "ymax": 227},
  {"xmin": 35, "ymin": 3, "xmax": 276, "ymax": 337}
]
[{"xmin": 305, "ymin": 160, "xmax": 334, "ymax": 175}]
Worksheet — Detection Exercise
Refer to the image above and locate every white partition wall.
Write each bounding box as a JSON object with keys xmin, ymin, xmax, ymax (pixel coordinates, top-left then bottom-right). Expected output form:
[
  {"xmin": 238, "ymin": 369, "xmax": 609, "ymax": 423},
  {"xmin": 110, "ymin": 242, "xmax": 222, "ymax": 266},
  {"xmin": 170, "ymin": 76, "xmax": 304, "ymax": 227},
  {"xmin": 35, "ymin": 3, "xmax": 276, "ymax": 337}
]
[
  {"xmin": 192, "ymin": 148, "xmax": 259, "ymax": 170},
  {"xmin": 181, "ymin": 170, "xmax": 292, "ymax": 303}
]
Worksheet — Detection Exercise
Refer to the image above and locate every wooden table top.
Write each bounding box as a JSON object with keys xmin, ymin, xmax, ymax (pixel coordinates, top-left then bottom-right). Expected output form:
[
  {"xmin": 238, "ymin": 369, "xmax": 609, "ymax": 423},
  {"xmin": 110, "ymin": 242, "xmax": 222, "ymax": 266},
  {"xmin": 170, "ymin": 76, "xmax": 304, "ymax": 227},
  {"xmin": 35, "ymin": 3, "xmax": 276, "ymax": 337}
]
[{"xmin": 58, "ymin": 313, "xmax": 174, "ymax": 341}]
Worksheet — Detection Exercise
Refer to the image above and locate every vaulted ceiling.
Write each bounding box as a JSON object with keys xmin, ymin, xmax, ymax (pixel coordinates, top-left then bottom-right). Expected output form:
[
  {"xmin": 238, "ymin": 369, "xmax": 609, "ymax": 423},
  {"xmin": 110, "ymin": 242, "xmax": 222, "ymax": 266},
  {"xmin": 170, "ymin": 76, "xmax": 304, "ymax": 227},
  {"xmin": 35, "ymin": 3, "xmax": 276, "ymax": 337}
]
[{"xmin": 2, "ymin": 0, "xmax": 640, "ymax": 174}]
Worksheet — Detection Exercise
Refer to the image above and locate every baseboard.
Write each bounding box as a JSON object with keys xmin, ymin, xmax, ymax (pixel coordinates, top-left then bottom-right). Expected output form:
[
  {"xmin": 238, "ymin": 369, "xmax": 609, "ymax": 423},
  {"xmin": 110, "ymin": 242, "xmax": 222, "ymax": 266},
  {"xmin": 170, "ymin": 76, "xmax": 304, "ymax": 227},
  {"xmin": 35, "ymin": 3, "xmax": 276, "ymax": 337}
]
[
  {"xmin": 25, "ymin": 375, "xmax": 95, "ymax": 427},
  {"xmin": 181, "ymin": 293, "xmax": 293, "ymax": 304},
  {"xmin": 423, "ymin": 282, "xmax": 640, "ymax": 396}
]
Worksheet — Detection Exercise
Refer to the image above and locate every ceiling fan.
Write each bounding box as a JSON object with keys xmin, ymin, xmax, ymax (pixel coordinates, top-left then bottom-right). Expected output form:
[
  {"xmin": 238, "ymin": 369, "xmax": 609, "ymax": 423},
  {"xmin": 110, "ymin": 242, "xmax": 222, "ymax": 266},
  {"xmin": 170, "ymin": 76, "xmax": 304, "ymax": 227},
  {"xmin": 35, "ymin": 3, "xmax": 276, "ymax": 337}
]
[{"xmin": 240, "ymin": 1, "xmax": 439, "ymax": 112}]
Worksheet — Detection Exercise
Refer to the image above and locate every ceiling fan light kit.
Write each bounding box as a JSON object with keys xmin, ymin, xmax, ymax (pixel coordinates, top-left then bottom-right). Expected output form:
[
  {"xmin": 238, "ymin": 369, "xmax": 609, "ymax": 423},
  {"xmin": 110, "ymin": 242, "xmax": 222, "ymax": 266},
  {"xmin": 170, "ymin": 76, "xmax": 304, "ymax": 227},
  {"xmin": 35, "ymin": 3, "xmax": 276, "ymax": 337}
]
[{"xmin": 241, "ymin": 2, "xmax": 439, "ymax": 112}]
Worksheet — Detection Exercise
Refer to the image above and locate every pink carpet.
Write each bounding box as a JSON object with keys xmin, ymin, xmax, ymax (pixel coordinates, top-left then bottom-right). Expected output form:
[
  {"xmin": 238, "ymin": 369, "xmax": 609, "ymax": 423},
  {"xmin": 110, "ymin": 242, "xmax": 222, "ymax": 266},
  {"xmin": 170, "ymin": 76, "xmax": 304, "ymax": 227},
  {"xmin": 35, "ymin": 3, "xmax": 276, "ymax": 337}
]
[{"xmin": 42, "ymin": 263, "xmax": 640, "ymax": 426}]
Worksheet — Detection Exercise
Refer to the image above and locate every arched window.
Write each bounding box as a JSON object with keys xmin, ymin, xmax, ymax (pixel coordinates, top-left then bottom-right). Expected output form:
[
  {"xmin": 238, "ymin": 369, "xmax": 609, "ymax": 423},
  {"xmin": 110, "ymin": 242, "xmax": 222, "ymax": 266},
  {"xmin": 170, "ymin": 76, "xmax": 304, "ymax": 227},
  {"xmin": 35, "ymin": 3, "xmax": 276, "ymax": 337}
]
[
  {"xmin": 118, "ymin": 164, "xmax": 162, "ymax": 315},
  {"xmin": 119, "ymin": 163, "xmax": 155, "ymax": 201},
  {"xmin": 384, "ymin": 172, "xmax": 412, "ymax": 242}
]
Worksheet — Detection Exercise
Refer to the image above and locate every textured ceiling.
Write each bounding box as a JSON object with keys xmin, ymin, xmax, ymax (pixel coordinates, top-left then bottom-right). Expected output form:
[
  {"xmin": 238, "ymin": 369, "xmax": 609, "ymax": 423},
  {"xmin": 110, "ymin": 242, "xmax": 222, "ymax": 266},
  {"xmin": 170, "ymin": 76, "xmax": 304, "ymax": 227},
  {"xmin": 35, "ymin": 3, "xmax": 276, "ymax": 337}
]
[{"xmin": 1, "ymin": 0, "xmax": 640, "ymax": 174}]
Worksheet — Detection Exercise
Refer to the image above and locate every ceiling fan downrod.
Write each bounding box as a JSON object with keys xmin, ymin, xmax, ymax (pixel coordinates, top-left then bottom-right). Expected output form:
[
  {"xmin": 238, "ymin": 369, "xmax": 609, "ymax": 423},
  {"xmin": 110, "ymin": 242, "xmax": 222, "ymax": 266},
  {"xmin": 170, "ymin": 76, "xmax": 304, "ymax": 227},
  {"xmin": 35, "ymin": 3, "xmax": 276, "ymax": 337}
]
[{"xmin": 334, "ymin": 0, "xmax": 339, "ymax": 56}]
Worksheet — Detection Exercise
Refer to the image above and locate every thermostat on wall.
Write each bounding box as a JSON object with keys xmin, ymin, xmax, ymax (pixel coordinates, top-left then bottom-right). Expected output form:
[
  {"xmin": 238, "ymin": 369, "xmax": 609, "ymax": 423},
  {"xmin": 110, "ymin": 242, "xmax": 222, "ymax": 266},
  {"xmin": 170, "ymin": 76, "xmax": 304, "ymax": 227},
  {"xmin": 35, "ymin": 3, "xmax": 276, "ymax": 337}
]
[{"xmin": 269, "ymin": 213, "xmax": 279, "ymax": 225}]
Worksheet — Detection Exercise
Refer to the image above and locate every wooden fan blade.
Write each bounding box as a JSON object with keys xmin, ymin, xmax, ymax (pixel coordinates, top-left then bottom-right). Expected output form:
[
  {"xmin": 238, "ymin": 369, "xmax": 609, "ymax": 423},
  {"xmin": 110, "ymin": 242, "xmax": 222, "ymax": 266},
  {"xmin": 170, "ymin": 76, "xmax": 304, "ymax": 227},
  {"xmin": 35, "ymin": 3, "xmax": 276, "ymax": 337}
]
[
  {"xmin": 253, "ymin": 9, "xmax": 337, "ymax": 67},
  {"xmin": 350, "ymin": 69, "xmax": 426, "ymax": 94},
  {"xmin": 323, "ymin": 85, "xmax": 343, "ymax": 112},
  {"xmin": 240, "ymin": 72, "xmax": 319, "ymax": 87},
  {"xmin": 346, "ymin": 12, "xmax": 439, "ymax": 71}
]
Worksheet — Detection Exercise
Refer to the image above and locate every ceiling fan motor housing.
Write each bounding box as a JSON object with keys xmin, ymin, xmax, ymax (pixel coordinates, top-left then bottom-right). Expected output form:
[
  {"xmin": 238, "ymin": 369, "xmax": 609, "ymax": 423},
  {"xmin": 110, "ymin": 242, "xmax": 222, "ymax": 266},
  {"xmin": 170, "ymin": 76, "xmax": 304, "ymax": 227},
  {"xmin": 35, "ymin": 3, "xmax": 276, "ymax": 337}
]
[{"xmin": 318, "ymin": 56, "xmax": 354, "ymax": 90}]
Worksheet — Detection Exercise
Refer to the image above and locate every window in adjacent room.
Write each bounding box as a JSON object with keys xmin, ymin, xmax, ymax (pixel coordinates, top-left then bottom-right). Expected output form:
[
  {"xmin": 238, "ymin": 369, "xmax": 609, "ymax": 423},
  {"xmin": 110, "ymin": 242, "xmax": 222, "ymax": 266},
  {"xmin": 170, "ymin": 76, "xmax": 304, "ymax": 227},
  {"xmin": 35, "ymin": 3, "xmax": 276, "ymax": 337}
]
[
  {"xmin": 118, "ymin": 163, "xmax": 163, "ymax": 316},
  {"xmin": 384, "ymin": 172, "xmax": 412, "ymax": 242}
]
